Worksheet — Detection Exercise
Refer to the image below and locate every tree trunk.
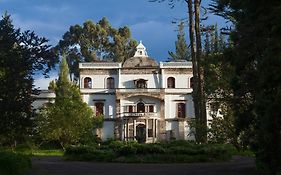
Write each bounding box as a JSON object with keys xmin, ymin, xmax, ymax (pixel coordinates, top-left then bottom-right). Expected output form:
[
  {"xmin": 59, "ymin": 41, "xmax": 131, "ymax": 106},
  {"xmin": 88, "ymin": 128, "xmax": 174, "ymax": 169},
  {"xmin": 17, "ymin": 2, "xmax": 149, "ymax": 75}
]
[
  {"xmin": 194, "ymin": 0, "xmax": 207, "ymax": 143},
  {"xmin": 186, "ymin": 0, "xmax": 207, "ymax": 143},
  {"xmin": 187, "ymin": 0, "xmax": 200, "ymax": 142}
]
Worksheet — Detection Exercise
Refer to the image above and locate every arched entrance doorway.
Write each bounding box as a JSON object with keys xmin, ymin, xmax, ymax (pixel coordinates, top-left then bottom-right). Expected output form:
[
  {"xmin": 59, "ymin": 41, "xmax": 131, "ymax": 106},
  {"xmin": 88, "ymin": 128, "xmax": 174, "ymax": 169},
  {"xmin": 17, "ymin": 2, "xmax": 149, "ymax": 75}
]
[{"xmin": 136, "ymin": 124, "xmax": 146, "ymax": 143}]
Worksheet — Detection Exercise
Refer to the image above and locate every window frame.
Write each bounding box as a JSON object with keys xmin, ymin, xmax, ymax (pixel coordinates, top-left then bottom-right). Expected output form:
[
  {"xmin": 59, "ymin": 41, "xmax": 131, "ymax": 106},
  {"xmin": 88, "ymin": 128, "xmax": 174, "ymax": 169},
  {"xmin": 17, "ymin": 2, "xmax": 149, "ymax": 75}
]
[
  {"xmin": 136, "ymin": 79, "xmax": 147, "ymax": 89},
  {"xmin": 177, "ymin": 103, "xmax": 186, "ymax": 118},
  {"xmin": 167, "ymin": 77, "xmax": 175, "ymax": 88},
  {"xmin": 137, "ymin": 102, "xmax": 145, "ymax": 113},
  {"xmin": 148, "ymin": 105, "xmax": 154, "ymax": 113},
  {"xmin": 106, "ymin": 77, "xmax": 115, "ymax": 89},
  {"xmin": 95, "ymin": 102, "xmax": 104, "ymax": 116},
  {"xmin": 190, "ymin": 77, "xmax": 194, "ymax": 89},
  {"xmin": 84, "ymin": 77, "xmax": 92, "ymax": 89}
]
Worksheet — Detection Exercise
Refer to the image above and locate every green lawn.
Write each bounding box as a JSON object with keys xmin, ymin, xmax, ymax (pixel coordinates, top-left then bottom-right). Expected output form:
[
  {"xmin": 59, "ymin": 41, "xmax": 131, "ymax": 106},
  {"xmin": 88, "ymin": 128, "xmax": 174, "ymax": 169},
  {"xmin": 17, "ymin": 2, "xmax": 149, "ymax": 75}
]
[{"xmin": 30, "ymin": 149, "xmax": 64, "ymax": 156}]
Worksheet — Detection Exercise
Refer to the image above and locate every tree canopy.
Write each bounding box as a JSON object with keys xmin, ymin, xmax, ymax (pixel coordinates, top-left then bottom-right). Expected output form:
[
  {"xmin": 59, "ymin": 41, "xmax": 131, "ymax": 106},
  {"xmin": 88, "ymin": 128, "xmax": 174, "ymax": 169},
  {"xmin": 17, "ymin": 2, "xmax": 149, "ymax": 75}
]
[
  {"xmin": 168, "ymin": 22, "xmax": 191, "ymax": 61},
  {"xmin": 0, "ymin": 13, "xmax": 55, "ymax": 145},
  {"xmin": 36, "ymin": 57, "xmax": 94, "ymax": 148},
  {"xmin": 56, "ymin": 17, "xmax": 137, "ymax": 79},
  {"xmin": 210, "ymin": 1, "xmax": 281, "ymax": 174}
]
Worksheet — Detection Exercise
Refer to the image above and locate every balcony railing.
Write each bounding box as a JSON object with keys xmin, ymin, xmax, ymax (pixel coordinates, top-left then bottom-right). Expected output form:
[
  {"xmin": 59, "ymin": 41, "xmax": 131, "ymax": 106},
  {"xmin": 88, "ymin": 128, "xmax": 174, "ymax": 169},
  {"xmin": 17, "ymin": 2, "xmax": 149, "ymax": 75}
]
[
  {"xmin": 160, "ymin": 61, "xmax": 192, "ymax": 68},
  {"xmin": 116, "ymin": 88, "xmax": 162, "ymax": 93},
  {"xmin": 79, "ymin": 62, "xmax": 121, "ymax": 69},
  {"xmin": 123, "ymin": 112, "xmax": 157, "ymax": 118}
]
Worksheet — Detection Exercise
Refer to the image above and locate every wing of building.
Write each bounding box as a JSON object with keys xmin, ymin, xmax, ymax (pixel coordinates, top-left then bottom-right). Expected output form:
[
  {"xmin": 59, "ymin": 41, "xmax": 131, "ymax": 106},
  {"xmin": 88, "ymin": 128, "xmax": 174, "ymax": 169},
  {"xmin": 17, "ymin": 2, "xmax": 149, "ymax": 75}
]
[{"xmin": 79, "ymin": 41, "xmax": 196, "ymax": 143}]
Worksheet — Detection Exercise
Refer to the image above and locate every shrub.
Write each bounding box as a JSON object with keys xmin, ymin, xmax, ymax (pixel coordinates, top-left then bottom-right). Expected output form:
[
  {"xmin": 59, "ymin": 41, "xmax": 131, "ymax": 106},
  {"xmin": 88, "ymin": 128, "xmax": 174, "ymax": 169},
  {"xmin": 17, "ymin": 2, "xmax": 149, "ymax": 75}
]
[
  {"xmin": 64, "ymin": 142, "xmax": 235, "ymax": 163},
  {"xmin": 107, "ymin": 140, "xmax": 126, "ymax": 151},
  {"xmin": 65, "ymin": 145, "xmax": 96, "ymax": 155},
  {"xmin": 0, "ymin": 151, "xmax": 31, "ymax": 175},
  {"xmin": 135, "ymin": 144, "xmax": 166, "ymax": 154},
  {"xmin": 168, "ymin": 146, "xmax": 200, "ymax": 155},
  {"xmin": 201, "ymin": 144, "xmax": 234, "ymax": 161},
  {"xmin": 64, "ymin": 145, "xmax": 116, "ymax": 162},
  {"xmin": 107, "ymin": 141, "xmax": 139, "ymax": 156}
]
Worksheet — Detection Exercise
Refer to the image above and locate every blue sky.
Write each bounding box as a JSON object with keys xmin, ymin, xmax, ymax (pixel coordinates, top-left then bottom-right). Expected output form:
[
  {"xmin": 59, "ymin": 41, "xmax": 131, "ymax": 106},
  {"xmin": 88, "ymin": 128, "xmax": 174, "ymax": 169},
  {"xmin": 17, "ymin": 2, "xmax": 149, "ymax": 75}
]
[{"xmin": 1, "ymin": 0, "xmax": 225, "ymax": 89}]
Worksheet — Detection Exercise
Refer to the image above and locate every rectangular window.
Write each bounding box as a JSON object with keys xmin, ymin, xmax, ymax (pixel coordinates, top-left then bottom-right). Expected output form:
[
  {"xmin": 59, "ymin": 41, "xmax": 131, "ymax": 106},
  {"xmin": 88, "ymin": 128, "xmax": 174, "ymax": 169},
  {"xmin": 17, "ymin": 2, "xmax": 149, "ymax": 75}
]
[
  {"xmin": 177, "ymin": 103, "xmax": 186, "ymax": 118},
  {"xmin": 149, "ymin": 105, "xmax": 154, "ymax": 113},
  {"xmin": 128, "ymin": 105, "xmax": 133, "ymax": 113},
  {"xmin": 95, "ymin": 102, "xmax": 104, "ymax": 116},
  {"xmin": 148, "ymin": 119, "xmax": 153, "ymax": 137}
]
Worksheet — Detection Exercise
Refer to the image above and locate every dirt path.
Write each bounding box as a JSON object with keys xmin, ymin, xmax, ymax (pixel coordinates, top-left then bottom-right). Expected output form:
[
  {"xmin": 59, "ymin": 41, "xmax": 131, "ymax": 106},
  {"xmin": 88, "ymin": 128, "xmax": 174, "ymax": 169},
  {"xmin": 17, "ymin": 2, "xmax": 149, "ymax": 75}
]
[{"xmin": 27, "ymin": 156, "xmax": 258, "ymax": 175}]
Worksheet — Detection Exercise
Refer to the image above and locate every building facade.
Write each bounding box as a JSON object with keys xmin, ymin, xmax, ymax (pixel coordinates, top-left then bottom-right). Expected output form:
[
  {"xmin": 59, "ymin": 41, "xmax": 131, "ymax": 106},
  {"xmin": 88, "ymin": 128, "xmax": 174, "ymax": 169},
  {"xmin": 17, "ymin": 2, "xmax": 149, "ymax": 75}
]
[{"xmin": 79, "ymin": 42, "xmax": 196, "ymax": 143}]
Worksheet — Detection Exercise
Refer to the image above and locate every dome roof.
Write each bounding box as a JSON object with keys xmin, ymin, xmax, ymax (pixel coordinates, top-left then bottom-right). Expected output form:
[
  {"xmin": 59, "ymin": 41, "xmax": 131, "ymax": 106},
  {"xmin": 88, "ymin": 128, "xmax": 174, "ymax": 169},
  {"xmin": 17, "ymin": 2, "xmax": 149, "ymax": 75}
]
[
  {"xmin": 123, "ymin": 56, "xmax": 158, "ymax": 67},
  {"xmin": 123, "ymin": 41, "xmax": 158, "ymax": 67}
]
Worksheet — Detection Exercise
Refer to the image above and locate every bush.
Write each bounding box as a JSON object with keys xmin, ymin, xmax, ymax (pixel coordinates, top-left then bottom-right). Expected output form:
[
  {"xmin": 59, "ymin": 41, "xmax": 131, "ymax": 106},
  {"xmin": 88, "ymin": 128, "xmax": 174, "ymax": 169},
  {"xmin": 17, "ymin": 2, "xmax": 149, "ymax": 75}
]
[
  {"xmin": 64, "ymin": 141, "xmax": 235, "ymax": 163},
  {"xmin": 201, "ymin": 144, "xmax": 234, "ymax": 161},
  {"xmin": 64, "ymin": 145, "xmax": 116, "ymax": 161},
  {"xmin": 107, "ymin": 141, "xmax": 139, "ymax": 156},
  {"xmin": 135, "ymin": 144, "xmax": 166, "ymax": 154},
  {"xmin": 0, "ymin": 151, "xmax": 31, "ymax": 175},
  {"xmin": 168, "ymin": 146, "xmax": 200, "ymax": 155}
]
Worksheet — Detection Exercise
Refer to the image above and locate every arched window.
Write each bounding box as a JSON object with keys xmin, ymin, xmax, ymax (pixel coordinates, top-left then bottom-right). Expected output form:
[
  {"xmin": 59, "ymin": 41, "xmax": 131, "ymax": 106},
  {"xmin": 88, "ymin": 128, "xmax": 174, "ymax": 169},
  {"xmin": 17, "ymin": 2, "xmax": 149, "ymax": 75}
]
[
  {"xmin": 177, "ymin": 103, "xmax": 186, "ymax": 118},
  {"xmin": 167, "ymin": 77, "xmax": 175, "ymax": 88},
  {"xmin": 95, "ymin": 102, "xmax": 104, "ymax": 116},
  {"xmin": 106, "ymin": 77, "xmax": 115, "ymax": 89},
  {"xmin": 190, "ymin": 77, "xmax": 194, "ymax": 89},
  {"xmin": 137, "ymin": 102, "xmax": 145, "ymax": 113},
  {"xmin": 84, "ymin": 77, "xmax": 92, "ymax": 89}
]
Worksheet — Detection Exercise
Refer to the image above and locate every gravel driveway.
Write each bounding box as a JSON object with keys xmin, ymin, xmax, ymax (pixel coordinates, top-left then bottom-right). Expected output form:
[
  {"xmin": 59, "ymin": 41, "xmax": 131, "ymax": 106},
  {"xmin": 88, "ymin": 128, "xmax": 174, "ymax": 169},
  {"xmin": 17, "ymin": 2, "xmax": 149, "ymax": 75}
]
[{"xmin": 27, "ymin": 156, "xmax": 258, "ymax": 175}]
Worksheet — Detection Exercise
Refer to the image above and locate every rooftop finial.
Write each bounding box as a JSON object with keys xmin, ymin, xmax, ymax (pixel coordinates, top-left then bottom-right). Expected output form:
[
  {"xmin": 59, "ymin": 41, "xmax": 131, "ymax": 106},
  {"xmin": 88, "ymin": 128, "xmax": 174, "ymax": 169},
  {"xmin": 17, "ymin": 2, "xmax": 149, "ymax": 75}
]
[{"xmin": 134, "ymin": 40, "xmax": 148, "ymax": 57}]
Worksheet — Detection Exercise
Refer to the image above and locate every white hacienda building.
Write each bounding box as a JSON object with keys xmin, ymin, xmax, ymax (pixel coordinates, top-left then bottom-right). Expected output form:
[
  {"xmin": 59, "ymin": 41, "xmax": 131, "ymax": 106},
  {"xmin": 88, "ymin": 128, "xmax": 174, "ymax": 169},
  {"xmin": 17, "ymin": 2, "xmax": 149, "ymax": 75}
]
[{"xmin": 79, "ymin": 41, "xmax": 196, "ymax": 143}]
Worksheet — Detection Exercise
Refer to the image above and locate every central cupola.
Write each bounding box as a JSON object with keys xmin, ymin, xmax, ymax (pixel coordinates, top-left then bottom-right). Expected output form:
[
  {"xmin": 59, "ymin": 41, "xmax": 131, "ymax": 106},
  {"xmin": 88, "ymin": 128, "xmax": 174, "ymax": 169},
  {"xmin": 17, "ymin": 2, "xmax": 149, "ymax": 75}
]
[
  {"xmin": 133, "ymin": 41, "xmax": 148, "ymax": 57},
  {"xmin": 123, "ymin": 40, "xmax": 158, "ymax": 67}
]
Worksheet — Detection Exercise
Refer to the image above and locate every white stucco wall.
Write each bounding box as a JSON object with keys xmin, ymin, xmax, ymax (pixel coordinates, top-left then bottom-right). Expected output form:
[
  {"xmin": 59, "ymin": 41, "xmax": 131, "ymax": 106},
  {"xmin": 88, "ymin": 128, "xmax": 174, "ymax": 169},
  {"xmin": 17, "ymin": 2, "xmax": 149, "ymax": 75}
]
[
  {"xmin": 119, "ymin": 74, "xmax": 162, "ymax": 89},
  {"xmin": 162, "ymin": 73, "xmax": 193, "ymax": 89},
  {"xmin": 32, "ymin": 91, "xmax": 55, "ymax": 109},
  {"xmin": 102, "ymin": 121, "xmax": 115, "ymax": 141},
  {"xmin": 80, "ymin": 74, "xmax": 119, "ymax": 89},
  {"xmin": 83, "ymin": 94, "xmax": 116, "ymax": 119},
  {"xmin": 164, "ymin": 94, "xmax": 194, "ymax": 119}
]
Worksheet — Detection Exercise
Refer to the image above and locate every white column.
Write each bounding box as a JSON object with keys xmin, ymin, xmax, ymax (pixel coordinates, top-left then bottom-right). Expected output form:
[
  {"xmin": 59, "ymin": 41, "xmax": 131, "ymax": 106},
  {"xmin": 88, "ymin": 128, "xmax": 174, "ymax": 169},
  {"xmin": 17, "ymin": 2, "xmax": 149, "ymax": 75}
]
[
  {"xmin": 152, "ymin": 119, "xmax": 155, "ymax": 143},
  {"xmin": 118, "ymin": 68, "xmax": 121, "ymax": 88},
  {"xmin": 161, "ymin": 69, "xmax": 164, "ymax": 88},
  {"xmin": 145, "ymin": 119, "xmax": 148, "ymax": 142},
  {"xmin": 133, "ymin": 120, "xmax": 136, "ymax": 140},
  {"xmin": 155, "ymin": 119, "xmax": 158, "ymax": 141}
]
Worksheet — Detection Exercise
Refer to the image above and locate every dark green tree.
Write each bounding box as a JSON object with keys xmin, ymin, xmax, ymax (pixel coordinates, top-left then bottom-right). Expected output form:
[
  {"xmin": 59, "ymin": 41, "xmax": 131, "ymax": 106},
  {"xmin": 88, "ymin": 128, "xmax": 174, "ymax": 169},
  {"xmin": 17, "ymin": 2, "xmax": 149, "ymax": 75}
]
[
  {"xmin": 57, "ymin": 17, "xmax": 137, "ymax": 79},
  {"xmin": 0, "ymin": 13, "xmax": 55, "ymax": 146},
  {"xmin": 36, "ymin": 57, "xmax": 94, "ymax": 148},
  {"xmin": 168, "ymin": 21, "xmax": 191, "ymax": 61},
  {"xmin": 210, "ymin": 1, "xmax": 281, "ymax": 174}
]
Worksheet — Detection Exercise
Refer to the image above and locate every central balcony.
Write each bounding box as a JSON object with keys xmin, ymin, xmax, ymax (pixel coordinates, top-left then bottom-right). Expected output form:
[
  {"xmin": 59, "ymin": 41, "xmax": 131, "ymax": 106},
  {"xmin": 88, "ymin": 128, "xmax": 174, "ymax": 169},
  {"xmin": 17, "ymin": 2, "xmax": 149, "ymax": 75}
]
[
  {"xmin": 123, "ymin": 112, "xmax": 157, "ymax": 118},
  {"xmin": 116, "ymin": 88, "xmax": 164, "ymax": 100},
  {"xmin": 117, "ymin": 88, "xmax": 162, "ymax": 93}
]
